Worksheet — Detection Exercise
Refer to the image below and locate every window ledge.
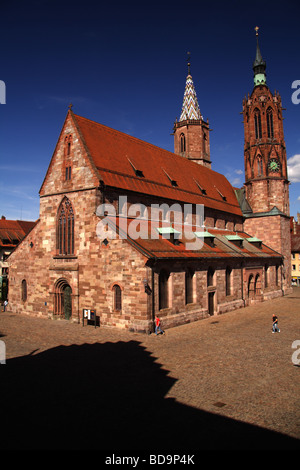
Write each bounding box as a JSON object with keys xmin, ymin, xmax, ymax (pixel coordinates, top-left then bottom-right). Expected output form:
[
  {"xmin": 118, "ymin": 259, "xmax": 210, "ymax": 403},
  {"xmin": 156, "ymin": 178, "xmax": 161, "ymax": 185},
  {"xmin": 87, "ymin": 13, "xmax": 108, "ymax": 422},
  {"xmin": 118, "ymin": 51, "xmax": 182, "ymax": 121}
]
[{"xmin": 53, "ymin": 255, "xmax": 78, "ymax": 260}]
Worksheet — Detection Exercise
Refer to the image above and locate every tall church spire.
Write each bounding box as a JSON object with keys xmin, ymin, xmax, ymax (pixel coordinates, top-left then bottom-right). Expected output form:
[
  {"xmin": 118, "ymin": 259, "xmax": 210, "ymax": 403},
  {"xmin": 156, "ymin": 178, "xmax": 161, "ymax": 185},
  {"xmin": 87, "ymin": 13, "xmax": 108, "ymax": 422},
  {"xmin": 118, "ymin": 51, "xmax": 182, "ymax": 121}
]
[
  {"xmin": 173, "ymin": 54, "xmax": 211, "ymax": 168},
  {"xmin": 253, "ymin": 26, "xmax": 267, "ymax": 86},
  {"xmin": 179, "ymin": 54, "xmax": 202, "ymax": 121},
  {"xmin": 243, "ymin": 27, "xmax": 289, "ymax": 216},
  {"xmin": 242, "ymin": 28, "xmax": 291, "ymax": 295}
]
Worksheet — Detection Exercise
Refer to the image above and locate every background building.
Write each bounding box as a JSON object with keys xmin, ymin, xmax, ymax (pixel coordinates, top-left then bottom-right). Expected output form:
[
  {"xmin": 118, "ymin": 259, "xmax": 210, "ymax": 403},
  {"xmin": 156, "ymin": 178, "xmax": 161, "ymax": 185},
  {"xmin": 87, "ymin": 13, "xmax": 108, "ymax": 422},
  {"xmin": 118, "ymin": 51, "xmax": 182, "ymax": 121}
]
[
  {"xmin": 291, "ymin": 214, "xmax": 300, "ymax": 286},
  {"xmin": 0, "ymin": 217, "xmax": 36, "ymax": 302}
]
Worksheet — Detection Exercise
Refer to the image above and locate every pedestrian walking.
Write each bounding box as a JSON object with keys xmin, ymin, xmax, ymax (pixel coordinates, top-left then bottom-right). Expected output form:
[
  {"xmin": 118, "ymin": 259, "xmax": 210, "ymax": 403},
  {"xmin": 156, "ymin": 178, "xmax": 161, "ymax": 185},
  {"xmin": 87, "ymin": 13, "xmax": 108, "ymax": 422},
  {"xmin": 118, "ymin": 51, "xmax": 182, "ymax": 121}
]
[
  {"xmin": 272, "ymin": 314, "xmax": 280, "ymax": 333},
  {"xmin": 155, "ymin": 316, "xmax": 165, "ymax": 335}
]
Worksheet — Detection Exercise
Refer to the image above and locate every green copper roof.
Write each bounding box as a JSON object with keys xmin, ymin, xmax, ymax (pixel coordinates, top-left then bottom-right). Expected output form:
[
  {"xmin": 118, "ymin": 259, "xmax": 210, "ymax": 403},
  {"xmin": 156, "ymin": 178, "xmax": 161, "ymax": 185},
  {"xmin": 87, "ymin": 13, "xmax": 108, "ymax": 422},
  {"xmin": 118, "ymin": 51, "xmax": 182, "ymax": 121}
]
[
  {"xmin": 225, "ymin": 235, "xmax": 244, "ymax": 240},
  {"xmin": 157, "ymin": 227, "xmax": 181, "ymax": 234},
  {"xmin": 246, "ymin": 237, "xmax": 262, "ymax": 242},
  {"xmin": 253, "ymin": 28, "xmax": 266, "ymax": 86},
  {"xmin": 194, "ymin": 231, "xmax": 215, "ymax": 238}
]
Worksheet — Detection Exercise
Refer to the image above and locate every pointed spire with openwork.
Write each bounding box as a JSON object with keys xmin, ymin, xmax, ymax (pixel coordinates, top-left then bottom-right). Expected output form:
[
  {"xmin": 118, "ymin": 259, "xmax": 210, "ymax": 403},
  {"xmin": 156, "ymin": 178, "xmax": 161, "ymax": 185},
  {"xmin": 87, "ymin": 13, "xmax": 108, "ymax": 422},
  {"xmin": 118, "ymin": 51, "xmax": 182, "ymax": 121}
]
[{"xmin": 179, "ymin": 54, "xmax": 202, "ymax": 121}]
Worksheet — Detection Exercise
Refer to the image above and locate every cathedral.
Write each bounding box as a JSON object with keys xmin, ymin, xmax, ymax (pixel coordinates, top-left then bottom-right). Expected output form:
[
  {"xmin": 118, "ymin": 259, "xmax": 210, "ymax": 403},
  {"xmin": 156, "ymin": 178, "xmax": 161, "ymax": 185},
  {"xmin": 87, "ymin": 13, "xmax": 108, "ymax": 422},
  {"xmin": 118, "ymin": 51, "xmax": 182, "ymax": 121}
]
[{"xmin": 8, "ymin": 32, "xmax": 292, "ymax": 332}]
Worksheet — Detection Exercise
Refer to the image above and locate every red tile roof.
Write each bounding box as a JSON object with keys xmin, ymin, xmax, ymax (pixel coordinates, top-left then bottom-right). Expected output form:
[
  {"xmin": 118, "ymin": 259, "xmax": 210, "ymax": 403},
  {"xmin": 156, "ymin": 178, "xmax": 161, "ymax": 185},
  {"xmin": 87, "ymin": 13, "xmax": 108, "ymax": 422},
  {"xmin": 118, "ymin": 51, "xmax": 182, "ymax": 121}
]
[
  {"xmin": 73, "ymin": 113, "xmax": 243, "ymax": 217},
  {"xmin": 103, "ymin": 216, "xmax": 281, "ymax": 260},
  {"xmin": 291, "ymin": 234, "xmax": 300, "ymax": 253},
  {"xmin": 0, "ymin": 219, "xmax": 36, "ymax": 248}
]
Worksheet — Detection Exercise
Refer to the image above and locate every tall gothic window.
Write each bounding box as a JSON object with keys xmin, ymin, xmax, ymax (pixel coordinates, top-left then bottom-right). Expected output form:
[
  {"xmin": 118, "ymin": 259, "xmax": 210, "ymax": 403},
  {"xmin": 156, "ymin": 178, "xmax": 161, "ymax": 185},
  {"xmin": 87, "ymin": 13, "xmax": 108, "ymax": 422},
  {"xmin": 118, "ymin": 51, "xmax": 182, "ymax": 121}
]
[
  {"xmin": 64, "ymin": 135, "xmax": 73, "ymax": 156},
  {"xmin": 64, "ymin": 135, "xmax": 73, "ymax": 181},
  {"xmin": 257, "ymin": 156, "xmax": 263, "ymax": 176},
  {"xmin": 180, "ymin": 133, "xmax": 186, "ymax": 154},
  {"xmin": 113, "ymin": 284, "xmax": 122, "ymax": 311},
  {"xmin": 267, "ymin": 107, "xmax": 274, "ymax": 139},
  {"xmin": 21, "ymin": 279, "xmax": 27, "ymax": 301},
  {"xmin": 254, "ymin": 109, "xmax": 262, "ymax": 139},
  {"xmin": 57, "ymin": 197, "xmax": 75, "ymax": 255}
]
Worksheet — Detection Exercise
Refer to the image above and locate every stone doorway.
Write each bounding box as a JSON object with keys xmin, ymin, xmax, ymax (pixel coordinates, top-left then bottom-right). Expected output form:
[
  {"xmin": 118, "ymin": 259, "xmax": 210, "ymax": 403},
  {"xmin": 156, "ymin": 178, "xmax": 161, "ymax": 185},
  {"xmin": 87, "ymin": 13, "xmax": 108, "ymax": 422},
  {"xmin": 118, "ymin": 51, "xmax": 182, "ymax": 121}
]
[
  {"xmin": 54, "ymin": 279, "xmax": 72, "ymax": 319},
  {"xmin": 208, "ymin": 291, "xmax": 214, "ymax": 316}
]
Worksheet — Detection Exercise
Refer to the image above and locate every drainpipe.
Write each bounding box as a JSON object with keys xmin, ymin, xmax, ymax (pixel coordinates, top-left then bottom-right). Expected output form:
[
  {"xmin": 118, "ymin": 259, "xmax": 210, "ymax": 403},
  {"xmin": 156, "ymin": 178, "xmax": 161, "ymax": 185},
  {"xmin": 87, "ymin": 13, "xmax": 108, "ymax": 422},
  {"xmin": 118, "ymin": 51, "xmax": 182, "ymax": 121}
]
[{"xmin": 281, "ymin": 259, "xmax": 284, "ymax": 296}]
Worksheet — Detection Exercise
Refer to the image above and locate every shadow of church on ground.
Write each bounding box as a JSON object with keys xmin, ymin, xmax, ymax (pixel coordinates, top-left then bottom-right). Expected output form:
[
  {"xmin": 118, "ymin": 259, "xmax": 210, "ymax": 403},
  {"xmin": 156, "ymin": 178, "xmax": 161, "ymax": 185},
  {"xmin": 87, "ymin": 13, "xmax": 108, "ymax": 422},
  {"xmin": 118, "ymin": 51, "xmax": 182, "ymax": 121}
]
[{"xmin": 1, "ymin": 340, "xmax": 299, "ymax": 450}]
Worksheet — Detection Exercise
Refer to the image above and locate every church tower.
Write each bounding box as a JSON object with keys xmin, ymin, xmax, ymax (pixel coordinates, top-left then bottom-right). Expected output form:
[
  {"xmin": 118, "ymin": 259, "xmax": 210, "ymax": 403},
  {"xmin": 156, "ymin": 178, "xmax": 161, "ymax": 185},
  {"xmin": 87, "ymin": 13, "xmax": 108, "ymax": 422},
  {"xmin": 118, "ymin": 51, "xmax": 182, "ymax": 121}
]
[
  {"xmin": 242, "ymin": 27, "xmax": 289, "ymax": 215},
  {"xmin": 173, "ymin": 55, "xmax": 211, "ymax": 168},
  {"xmin": 242, "ymin": 28, "xmax": 292, "ymax": 294}
]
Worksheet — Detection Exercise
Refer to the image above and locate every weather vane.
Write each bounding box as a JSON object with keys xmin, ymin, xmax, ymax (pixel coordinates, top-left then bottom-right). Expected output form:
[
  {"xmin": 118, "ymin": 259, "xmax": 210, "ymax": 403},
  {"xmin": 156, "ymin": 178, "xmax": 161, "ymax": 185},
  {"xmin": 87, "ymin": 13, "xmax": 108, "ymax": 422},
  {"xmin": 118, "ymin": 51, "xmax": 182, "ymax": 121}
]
[{"xmin": 187, "ymin": 51, "xmax": 191, "ymax": 75}]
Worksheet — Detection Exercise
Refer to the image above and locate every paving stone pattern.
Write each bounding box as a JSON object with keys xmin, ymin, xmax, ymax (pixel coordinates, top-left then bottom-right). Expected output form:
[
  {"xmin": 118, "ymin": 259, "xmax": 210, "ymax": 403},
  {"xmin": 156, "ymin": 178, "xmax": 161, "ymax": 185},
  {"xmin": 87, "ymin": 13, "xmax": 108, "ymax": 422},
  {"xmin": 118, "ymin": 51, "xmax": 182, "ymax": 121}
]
[{"xmin": 1, "ymin": 288, "xmax": 300, "ymax": 450}]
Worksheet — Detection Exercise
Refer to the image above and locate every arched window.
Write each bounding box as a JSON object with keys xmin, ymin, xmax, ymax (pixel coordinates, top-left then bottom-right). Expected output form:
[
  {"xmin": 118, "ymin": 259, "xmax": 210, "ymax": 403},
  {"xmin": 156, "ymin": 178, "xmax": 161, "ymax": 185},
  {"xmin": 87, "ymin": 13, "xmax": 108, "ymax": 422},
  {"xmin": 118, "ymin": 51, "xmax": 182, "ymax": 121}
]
[
  {"xmin": 264, "ymin": 265, "xmax": 268, "ymax": 288},
  {"xmin": 248, "ymin": 274, "xmax": 254, "ymax": 298},
  {"xmin": 180, "ymin": 133, "xmax": 186, "ymax": 154},
  {"xmin": 57, "ymin": 197, "xmax": 75, "ymax": 255},
  {"xmin": 257, "ymin": 156, "xmax": 263, "ymax": 176},
  {"xmin": 255, "ymin": 274, "xmax": 261, "ymax": 296},
  {"xmin": 254, "ymin": 109, "xmax": 262, "ymax": 139},
  {"xmin": 113, "ymin": 284, "xmax": 122, "ymax": 311},
  {"xmin": 225, "ymin": 267, "xmax": 232, "ymax": 296},
  {"xmin": 64, "ymin": 135, "xmax": 73, "ymax": 181},
  {"xmin": 64, "ymin": 135, "xmax": 73, "ymax": 156},
  {"xmin": 267, "ymin": 108, "xmax": 274, "ymax": 139},
  {"xmin": 21, "ymin": 279, "xmax": 27, "ymax": 301},
  {"xmin": 159, "ymin": 269, "xmax": 169, "ymax": 310},
  {"xmin": 202, "ymin": 131, "xmax": 207, "ymax": 154},
  {"xmin": 185, "ymin": 269, "xmax": 194, "ymax": 304}
]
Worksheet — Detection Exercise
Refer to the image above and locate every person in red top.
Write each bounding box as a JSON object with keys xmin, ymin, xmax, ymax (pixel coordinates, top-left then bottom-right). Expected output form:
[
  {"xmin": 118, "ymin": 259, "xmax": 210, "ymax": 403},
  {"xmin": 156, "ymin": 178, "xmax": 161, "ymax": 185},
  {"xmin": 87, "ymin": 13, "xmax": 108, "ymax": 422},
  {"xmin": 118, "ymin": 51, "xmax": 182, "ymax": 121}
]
[{"xmin": 155, "ymin": 316, "xmax": 165, "ymax": 335}]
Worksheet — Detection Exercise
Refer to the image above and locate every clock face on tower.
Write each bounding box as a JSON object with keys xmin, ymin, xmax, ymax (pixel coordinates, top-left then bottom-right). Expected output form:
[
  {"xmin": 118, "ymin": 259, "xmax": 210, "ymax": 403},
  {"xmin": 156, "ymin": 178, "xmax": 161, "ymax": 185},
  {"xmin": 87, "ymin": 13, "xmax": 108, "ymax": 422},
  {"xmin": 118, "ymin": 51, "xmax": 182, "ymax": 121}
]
[{"xmin": 268, "ymin": 158, "xmax": 281, "ymax": 173}]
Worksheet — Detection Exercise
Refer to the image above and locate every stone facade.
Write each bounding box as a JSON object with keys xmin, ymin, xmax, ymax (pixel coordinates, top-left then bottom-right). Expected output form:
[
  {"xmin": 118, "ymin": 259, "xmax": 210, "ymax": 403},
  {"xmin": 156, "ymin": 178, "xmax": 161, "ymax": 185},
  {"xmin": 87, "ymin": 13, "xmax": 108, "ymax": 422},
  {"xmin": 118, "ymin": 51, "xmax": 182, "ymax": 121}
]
[
  {"xmin": 244, "ymin": 214, "xmax": 291, "ymax": 294},
  {"xmin": 243, "ymin": 84, "xmax": 289, "ymax": 215},
  {"xmin": 173, "ymin": 119, "xmax": 211, "ymax": 168},
  {"xmin": 7, "ymin": 42, "xmax": 292, "ymax": 332}
]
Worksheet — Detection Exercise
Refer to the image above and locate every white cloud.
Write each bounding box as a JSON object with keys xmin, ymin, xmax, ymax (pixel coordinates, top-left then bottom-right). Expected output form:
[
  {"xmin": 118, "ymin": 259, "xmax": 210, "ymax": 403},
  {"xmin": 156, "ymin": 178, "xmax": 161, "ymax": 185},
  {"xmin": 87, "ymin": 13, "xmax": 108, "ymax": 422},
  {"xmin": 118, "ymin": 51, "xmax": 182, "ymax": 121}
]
[
  {"xmin": 287, "ymin": 154, "xmax": 300, "ymax": 182},
  {"xmin": 228, "ymin": 176, "xmax": 243, "ymax": 187},
  {"xmin": 225, "ymin": 168, "xmax": 244, "ymax": 188}
]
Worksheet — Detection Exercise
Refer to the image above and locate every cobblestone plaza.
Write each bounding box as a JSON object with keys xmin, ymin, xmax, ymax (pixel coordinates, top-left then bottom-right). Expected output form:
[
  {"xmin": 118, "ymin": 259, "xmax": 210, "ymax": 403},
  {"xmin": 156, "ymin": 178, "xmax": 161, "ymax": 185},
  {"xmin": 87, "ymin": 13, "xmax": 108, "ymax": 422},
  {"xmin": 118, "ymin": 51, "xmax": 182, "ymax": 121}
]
[{"xmin": 1, "ymin": 288, "xmax": 299, "ymax": 450}]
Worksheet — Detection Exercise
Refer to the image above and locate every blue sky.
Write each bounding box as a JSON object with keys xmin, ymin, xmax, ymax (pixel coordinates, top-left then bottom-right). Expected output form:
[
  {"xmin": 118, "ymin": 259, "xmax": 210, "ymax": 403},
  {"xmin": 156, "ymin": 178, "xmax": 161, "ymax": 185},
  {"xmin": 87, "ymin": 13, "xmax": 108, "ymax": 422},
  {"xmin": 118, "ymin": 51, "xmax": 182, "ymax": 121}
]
[{"xmin": 0, "ymin": 0, "xmax": 299, "ymax": 221}]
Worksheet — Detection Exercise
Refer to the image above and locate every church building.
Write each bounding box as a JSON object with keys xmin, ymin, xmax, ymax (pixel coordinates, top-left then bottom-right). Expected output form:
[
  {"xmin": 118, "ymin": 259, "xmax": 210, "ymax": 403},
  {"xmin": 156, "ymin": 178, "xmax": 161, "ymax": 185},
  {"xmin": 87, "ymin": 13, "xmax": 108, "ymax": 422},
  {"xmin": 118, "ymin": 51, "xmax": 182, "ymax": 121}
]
[{"xmin": 7, "ymin": 31, "xmax": 292, "ymax": 332}]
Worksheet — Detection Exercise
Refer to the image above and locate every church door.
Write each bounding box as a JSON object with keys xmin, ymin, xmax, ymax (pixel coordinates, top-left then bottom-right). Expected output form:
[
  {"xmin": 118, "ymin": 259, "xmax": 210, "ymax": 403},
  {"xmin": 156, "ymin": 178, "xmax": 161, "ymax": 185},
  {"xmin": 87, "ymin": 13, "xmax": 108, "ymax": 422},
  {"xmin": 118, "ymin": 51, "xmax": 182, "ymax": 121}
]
[
  {"xmin": 54, "ymin": 279, "xmax": 72, "ymax": 319},
  {"xmin": 63, "ymin": 285, "xmax": 72, "ymax": 320}
]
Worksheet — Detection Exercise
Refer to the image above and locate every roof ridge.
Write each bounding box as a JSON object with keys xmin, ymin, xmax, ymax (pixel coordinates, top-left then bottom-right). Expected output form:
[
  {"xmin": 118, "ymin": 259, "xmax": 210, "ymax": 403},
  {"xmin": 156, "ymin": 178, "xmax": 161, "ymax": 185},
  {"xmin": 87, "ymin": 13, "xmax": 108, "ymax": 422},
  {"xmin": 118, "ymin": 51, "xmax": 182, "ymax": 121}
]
[
  {"xmin": 73, "ymin": 112, "xmax": 242, "ymax": 216},
  {"xmin": 74, "ymin": 113, "xmax": 226, "ymax": 177}
]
